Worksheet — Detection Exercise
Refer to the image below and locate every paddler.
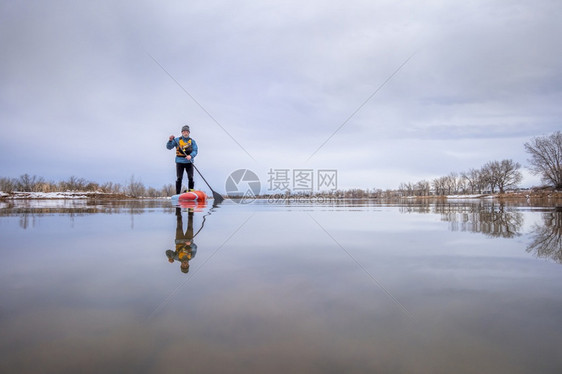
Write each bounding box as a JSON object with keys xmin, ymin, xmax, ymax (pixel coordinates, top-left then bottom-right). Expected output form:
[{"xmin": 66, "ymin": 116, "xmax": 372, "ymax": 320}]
[{"xmin": 167, "ymin": 125, "xmax": 199, "ymax": 194}]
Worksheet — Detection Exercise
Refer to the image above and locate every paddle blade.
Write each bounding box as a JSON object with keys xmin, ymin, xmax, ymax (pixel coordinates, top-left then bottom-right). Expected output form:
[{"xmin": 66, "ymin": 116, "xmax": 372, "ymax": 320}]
[{"xmin": 212, "ymin": 190, "xmax": 225, "ymax": 204}]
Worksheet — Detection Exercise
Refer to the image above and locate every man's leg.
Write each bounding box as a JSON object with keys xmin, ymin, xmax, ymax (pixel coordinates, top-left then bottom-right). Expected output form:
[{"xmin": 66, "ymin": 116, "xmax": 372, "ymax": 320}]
[
  {"xmin": 175, "ymin": 207, "xmax": 185, "ymax": 239},
  {"xmin": 187, "ymin": 163, "xmax": 194, "ymax": 190},
  {"xmin": 186, "ymin": 210, "xmax": 194, "ymax": 239},
  {"xmin": 176, "ymin": 163, "xmax": 184, "ymax": 194}
]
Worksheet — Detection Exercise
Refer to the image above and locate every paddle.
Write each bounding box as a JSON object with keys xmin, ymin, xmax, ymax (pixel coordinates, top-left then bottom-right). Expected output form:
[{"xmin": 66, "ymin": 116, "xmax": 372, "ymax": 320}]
[
  {"xmin": 192, "ymin": 164, "xmax": 224, "ymax": 204},
  {"xmin": 177, "ymin": 146, "xmax": 224, "ymax": 204}
]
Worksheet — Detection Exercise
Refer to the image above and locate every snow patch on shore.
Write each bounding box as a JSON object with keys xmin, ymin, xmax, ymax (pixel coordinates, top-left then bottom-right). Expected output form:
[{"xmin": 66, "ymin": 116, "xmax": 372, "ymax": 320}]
[
  {"xmin": 1, "ymin": 191, "xmax": 110, "ymax": 199},
  {"xmin": 446, "ymin": 194, "xmax": 491, "ymax": 199}
]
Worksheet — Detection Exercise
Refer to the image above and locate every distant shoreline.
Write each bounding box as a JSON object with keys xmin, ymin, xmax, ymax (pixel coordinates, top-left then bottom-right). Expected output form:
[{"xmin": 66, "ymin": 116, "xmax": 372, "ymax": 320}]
[
  {"xmin": 0, "ymin": 191, "xmax": 135, "ymax": 200},
  {"xmin": 2, "ymin": 190, "xmax": 561, "ymax": 203}
]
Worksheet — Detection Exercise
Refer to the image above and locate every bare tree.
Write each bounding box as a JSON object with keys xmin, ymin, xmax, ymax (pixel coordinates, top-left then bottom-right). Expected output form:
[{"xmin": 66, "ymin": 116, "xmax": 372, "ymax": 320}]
[
  {"xmin": 474, "ymin": 168, "xmax": 488, "ymax": 194},
  {"xmin": 415, "ymin": 180, "xmax": 431, "ymax": 196},
  {"xmin": 398, "ymin": 182, "xmax": 412, "ymax": 196},
  {"xmin": 496, "ymin": 159, "xmax": 523, "ymax": 193},
  {"xmin": 525, "ymin": 131, "xmax": 562, "ymax": 189},
  {"xmin": 432, "ymin": 176, "xmax": 447, "ymax": 196},
  {"xmin": 462, "ymin": 168, "xmax": 483, "ymax": 194},
  {"xmin": 161, "ymin": 184, "xmax": 175, "ymax": 197},
  {"xmin": 431, "ymin": 176, "xmax": 445, "ymax": 196},
  {"xmin": 482, "ymin": 160, "xmax": 522, "ymax": 193},
  {"xmin": 480, "ymin": 163, "xmax": 497, "ymax": 193},
  {"xmin": 0, "ymin": 177, "xmax": 15, "ymax": 192},
  {"xmin": 456, "ymin": 174, "xmax": 467, "ymax": 194},
  {"xmin": 100, "ymin": 182, "xmax": 123, "ymax": 194},
  {"xmin": 371, "ymin": 188, "xmax": 383, "ymax": 198},
  {"xmin": 126, "ymin": 175, "xmax": 146, "ymax": 197},
  {"xmin": 445, "ymin": 172, "xmax": 459, "ymax": 195},
  {"xmin": 15, "ymin": 174, "xmax": 46, "ymax": 192},
  {"xmin": 146, "ymin": 187, "xmax": 160, "ymax": 198},
  {"xmin": 59, "ymin": 176, "xmax": 90, "ymax": 191}
]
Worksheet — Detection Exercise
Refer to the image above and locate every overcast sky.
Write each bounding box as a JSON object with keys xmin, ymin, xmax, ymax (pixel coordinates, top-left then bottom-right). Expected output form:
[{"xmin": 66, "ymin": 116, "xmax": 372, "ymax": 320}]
[{"xmin": 1, "ymin": 0, "xmax": 561, "ymax": 193}]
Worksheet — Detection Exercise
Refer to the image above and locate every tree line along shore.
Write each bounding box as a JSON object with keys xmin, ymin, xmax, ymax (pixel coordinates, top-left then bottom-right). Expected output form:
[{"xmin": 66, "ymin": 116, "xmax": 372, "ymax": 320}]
[
  {"xmin": 1, "ymin": 173, "xmax": 561, "ymax": 202},
  {"xmin": 1, "ymin": 132, "xmax": 560, "ymax": 201},
  {"xmin": 0, "ymin": 175, "xmax": 173, "ymax": 199}
]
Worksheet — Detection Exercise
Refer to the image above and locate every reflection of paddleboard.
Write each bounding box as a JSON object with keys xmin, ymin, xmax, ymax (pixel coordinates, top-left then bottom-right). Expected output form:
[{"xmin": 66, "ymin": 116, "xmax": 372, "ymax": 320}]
[{"xmin": 177, "ymin": 199, "xmax": 207, "ymax": 211}]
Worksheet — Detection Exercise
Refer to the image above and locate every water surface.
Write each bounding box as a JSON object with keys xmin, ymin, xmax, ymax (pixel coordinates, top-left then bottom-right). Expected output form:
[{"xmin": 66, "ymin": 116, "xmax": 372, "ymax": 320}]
[{"xmin": 1, "ymin": 199, "xmax": 561, "ymax": 373}]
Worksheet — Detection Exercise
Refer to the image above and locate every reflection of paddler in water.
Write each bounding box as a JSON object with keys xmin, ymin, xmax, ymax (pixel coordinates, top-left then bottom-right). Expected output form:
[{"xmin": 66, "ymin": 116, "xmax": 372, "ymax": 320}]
[{"xmin": 166, "ymin": 207, "xmax": 198, "ymax": 273}]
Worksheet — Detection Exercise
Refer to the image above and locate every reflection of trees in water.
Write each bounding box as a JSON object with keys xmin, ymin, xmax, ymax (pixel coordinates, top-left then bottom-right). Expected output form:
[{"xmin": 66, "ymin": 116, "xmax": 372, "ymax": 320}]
[
  {"xmin": 440, "ymin": 203, "xmax": 523, "ymax": 238},
  {"xmin": 400, "ymin": 201, "xmax": 523, "ymax": 238},
  {"xmin": 527, "ymin": 208, "xmax": 562, "ymax": 264},
  {"xmin": 0, "ymin": 200, "xmax": 177, "ymax": 229},
  {"xmin": 400, "ymin": 201, "xmax": 562, "ymax": 263}
]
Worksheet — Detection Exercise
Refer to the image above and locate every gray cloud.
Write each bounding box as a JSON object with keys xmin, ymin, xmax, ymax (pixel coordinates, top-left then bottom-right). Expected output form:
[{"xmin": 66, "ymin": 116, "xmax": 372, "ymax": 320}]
[{"xmin": 1, "ymin": 0, "xmax": 560, "ymax": 190}]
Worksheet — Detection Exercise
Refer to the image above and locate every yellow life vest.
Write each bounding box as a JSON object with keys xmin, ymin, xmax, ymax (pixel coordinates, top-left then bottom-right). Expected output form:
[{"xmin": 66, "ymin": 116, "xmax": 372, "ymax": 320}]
[{"xmin": 176, "ymin": 138, "xmax": 193, "ymax": 157}]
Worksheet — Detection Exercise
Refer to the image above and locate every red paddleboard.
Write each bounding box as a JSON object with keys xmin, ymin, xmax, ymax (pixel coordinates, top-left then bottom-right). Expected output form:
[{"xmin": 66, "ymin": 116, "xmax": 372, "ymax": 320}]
[
  {"xmin": 171, "ymin": 190, "xmax": 207, "ymax": 202},
  {"xmin": 180, "ymin": 190, "xmax": 207, "ymax": 201}
]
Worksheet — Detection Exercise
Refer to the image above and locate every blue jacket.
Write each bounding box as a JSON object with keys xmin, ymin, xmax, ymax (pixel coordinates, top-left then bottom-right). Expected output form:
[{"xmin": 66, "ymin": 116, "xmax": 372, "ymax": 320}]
[{"xmin": 167, "ymin": 136, "xmax": 198, "ymax": 164}]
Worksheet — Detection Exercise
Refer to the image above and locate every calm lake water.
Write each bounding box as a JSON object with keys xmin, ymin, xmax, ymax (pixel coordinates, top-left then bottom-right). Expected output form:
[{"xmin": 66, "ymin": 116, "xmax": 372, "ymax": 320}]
[{"xmin": 1, "ymin": 199, "xmax": 561, "ymax": 373}]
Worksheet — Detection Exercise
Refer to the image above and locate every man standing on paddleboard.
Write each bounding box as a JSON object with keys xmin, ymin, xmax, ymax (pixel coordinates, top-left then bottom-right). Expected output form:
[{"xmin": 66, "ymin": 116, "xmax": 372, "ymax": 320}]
[{"xmin": 167, "ymin": 125, "xmax": 199, "ymax": 194}]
